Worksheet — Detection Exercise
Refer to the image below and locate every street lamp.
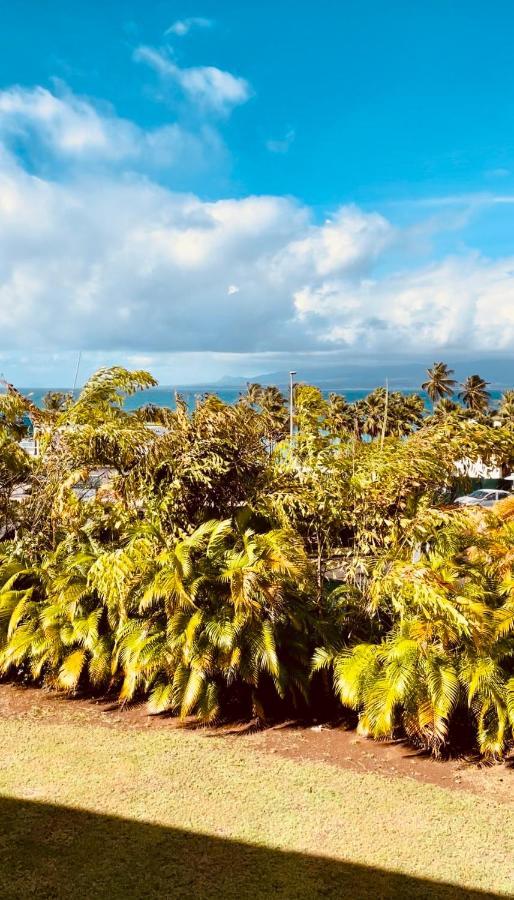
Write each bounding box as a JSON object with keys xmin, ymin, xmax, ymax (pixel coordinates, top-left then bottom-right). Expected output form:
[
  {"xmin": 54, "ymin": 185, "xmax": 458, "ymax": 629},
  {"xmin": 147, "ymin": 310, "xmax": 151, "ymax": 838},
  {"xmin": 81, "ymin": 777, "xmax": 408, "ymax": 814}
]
[{"xmin": 289, "ymin": 371, "xmax": 296, "ymax": 441}]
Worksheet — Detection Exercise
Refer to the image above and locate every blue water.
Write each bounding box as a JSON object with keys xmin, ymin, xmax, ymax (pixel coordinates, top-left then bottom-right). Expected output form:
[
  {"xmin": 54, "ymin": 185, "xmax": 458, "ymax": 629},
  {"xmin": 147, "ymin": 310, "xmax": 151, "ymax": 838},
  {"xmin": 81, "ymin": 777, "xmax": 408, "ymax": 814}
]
[{"xmin": 15, "ymin": 385, "xmax": 504, "ymax": 412}]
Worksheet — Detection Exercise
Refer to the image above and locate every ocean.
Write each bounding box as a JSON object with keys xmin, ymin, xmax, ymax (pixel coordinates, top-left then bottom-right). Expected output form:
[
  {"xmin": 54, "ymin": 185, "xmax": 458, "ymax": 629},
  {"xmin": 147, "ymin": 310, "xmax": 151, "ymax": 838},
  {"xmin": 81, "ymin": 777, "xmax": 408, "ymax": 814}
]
[
  {"xmin": 18, "ymin": 384, "xmax": 504, "ymax": 411},
  {"xmin": 20, "ymin": 384, "xmax": 502, "ymax": 410}
]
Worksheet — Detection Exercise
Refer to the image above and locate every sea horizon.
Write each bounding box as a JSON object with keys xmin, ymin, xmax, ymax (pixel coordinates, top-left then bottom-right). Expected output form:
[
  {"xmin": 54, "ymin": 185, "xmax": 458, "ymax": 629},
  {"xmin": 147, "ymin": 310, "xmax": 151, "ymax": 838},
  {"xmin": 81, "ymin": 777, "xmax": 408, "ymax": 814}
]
[{"xmin": 9, "ymin": 384, "xmax": 505, "ymax": 412}]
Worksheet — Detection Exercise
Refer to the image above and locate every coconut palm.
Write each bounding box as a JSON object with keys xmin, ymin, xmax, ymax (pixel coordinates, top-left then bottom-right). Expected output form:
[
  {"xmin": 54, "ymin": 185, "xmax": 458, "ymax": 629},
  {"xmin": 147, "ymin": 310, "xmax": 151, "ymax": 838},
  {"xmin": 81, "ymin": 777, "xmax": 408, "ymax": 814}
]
[
  {"xmin": 498, "ymin": 389, "xmax": 514, "ymax": 425},
  {"xmin": 358, "ymin": 389, "xmax": 387, "ymax": 439},
  {"xmin": 426, "ymin": 397, "xmax": 461, "ymax": 423},
  {"xmin": 459, "ymin": 374, "xmax": 490, "ymax": 414},
  {"xmin": 42, "ymin": 391, "xmax": 73, "ymax": 412},
  {"xmin": 422, "ymin": 362, "xmax": 457, "ymax": 404},
  {"xmin": 256, "ymin": 386, "xmax": 288, "ymax": 447},
  {"xmin": 387, "ymin": 392, "xmax": 425, "ymax": 437},
  {"xmin": 325, "ymin": 393, "xmax": 353, "ymax": 436},
  {"xmin": 242, "ymin": 382, "xmax": 263, "ymax": 407}
]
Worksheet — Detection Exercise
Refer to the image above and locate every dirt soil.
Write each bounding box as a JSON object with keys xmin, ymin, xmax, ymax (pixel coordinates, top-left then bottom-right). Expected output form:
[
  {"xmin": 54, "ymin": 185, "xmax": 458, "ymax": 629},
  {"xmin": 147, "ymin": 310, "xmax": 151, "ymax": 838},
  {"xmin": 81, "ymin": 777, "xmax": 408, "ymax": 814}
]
[{"xmin": 0, "ymin": 682, "xmax": 511, "ymax": 805}]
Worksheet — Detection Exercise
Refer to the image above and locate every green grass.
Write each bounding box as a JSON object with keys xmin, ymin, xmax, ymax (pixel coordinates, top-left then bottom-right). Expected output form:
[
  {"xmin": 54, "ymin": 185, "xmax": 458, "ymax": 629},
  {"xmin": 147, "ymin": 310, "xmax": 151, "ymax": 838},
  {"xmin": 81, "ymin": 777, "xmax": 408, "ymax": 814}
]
[{"xmin": 0, "ymin": 716, "xmax": 512, "ymax": 898}]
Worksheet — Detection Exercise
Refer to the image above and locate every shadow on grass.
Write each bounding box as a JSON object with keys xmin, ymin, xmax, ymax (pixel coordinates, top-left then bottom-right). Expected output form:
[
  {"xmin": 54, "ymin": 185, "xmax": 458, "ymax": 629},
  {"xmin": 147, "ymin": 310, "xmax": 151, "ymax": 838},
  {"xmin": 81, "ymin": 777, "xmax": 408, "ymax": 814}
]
[{"xmin": 0, "ymin": 795, "xmax": 503, "ymax": 899}]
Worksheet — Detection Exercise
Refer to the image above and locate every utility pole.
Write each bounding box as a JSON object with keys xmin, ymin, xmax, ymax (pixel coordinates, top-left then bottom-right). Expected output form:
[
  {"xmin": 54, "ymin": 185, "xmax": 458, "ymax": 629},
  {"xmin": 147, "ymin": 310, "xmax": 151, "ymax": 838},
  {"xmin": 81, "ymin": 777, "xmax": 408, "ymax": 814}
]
[{"xmin": 289, "ymin": 371, "xmax": 296, "ymax": 441}]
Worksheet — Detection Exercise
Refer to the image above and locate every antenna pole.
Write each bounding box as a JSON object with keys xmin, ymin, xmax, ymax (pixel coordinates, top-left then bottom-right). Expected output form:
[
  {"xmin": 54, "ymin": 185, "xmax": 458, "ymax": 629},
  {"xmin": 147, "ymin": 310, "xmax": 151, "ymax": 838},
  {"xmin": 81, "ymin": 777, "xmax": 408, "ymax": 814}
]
[
  {"xmin": 289, "ymin": 371, "xmax": 296, "ymax": 441},
  {"xmin": 380, "ymin": 378, "xmax": 389, "ymax": 449},
  {"xmin": 72, "ymin": 351, "xmax": 82, "ymax": 395}
]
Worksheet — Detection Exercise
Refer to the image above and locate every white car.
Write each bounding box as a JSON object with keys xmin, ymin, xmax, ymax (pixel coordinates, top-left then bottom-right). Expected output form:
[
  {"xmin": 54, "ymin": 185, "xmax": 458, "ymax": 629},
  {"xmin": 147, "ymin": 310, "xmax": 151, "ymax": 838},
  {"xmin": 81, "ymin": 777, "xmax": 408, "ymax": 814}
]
[{"xmin": 455, "ymin": 488, "xmax": 510, "ymax": 508}]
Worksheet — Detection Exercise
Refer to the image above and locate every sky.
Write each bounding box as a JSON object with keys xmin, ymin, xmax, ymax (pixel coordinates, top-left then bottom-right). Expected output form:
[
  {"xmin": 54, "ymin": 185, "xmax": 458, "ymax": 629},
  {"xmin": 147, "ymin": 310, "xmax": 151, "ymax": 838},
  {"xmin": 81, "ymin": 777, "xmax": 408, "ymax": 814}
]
[{"xmin": 1, "ymin": 1, "xmax": 514, "ymax": 385}]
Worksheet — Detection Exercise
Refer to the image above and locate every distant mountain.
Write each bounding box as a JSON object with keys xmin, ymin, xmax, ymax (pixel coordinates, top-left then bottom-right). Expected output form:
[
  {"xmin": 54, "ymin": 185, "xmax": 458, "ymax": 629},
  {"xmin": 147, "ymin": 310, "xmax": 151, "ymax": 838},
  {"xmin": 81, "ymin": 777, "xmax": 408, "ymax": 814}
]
[{"xmin": 216, "ymin": 359, "xmax": 514, "ymax": 391}]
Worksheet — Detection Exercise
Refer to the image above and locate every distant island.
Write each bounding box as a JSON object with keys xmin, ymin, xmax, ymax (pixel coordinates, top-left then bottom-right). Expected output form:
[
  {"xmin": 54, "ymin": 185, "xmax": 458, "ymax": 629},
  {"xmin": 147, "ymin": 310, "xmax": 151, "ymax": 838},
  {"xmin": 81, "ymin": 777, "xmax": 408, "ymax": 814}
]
[{"xmin": 215, "ymin": 358, "xmax": 514, "ymax": 390}]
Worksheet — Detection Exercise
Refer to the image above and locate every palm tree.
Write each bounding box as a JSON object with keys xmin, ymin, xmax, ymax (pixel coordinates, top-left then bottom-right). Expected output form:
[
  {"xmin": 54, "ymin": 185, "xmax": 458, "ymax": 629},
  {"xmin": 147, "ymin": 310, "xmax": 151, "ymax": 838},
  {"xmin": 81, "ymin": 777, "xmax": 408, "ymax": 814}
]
[
  {"xmin": 357, "ymin": 389, "xmax": 387, "ymax": 440},
  {"xmin": 111, "ymin": 515, "xmax": 313, "ymax": 720},
  {"xmin": 326, "ymin": 393, "xmax": 353, "ymax": 436},
  {"xmin": 260, "ymin": 385, "xmax": 287, "ymax": 415},
  {"xmin": 459, "ymin": 374, "xmax": 490, "ymax": 414},
  {"xmin": 42, "ymin": 391, "xmax": 72, "ymax": 412},
  {"xmin": 426, "ymin": 397, "xmax": 461, "ymax": 424},
  {"xmin": 387, "ymin": 392, "xmax": 425, "ymax": 437},
  {"xmin": 498, "ymin": 389, "xmax": 514, "ymax": 425},
  {"xmin": 422, "ymin": 362, "xmax": 456, "ymax": 404},
  {"xmin": 258, "ymin": 386, "xmax": 288, "ymax": 447},
  {"xmin": 314, "ymin": 507, "xmax": 514, "ymax": 758},
  {"xmin": 0, "ymin": 542, "xmax": 112, "ymax": 690},
  {"xmin": 242, "ymin": 382, "xmax": 263, "ymax": 407}
]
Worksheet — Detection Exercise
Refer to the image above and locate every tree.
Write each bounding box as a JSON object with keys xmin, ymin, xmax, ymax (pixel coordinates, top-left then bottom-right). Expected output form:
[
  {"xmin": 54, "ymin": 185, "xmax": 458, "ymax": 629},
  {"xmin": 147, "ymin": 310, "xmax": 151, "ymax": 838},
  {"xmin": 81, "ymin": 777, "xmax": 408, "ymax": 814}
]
[
  {"xmin": 325, "ymin": 393, "xmax": 354, "ymax": 438},
  {"xmin": 314, "ymin": 503, "xmax": 514, "ymax": 758},
  {"xmin": 422, "ymin": 362, "xmax": 457, "ymax": 404},
  {"xmin": 117, "ymin": 514, "xmax": 314, "ymax": 721},
  {"xmin": 259, "ymin": 386, "xmax": 288, "ymax": 446},
  {"xmin": 356, "ymin": 389, "xmax": 385, "ymax": 440},
  {"xmin": 353, "ymin": 389, "xmax": 424, "ymax": 441},
  {"xmin": 42, "ymin": 391, "xmax": 73, "ymax": 413},
  {"xmin": 242, "ymin": 382, "xmax": 263, "ymax": 407},
  {"xmin": 0, "ymin": 513, "xmax": 314, "ymax": 722},
  {"xmin": 2, "ymin": 364, "xmax": 514, "ymax": 756},
  {"xmin": 426, "ymin": 397, "xmax": 462, "ymax": 424},
  {"xmin": 126, "ymin": 393, "xmax": 271, "ymax": 531},
  {"xmin": 459, "ymin": 375, "xmax": 490, "ymax": 414},
  {"xmin": 294, "ymin": 385, "xmax": 328, "ymax": 442},
  {"xmin": 498, "ymin": 389, "xmax": 514, "ymax": 426},
  {"xmin": 240, "ymin": 384, "xmax": 287, "ymax": 447}
]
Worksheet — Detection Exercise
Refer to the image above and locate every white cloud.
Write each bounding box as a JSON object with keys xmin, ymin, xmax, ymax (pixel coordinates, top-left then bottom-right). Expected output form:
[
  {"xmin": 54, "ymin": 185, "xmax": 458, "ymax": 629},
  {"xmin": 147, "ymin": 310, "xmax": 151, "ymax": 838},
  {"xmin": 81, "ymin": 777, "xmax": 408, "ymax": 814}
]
[
  {"xmin": 274, "ymin": 206, "xmax": 394, "ymax": 279},
  {"xmin": 0, "ymin": 85, "xmax": 132, "ymax": 159},
  {"xmin": 134, "ymin": 46, "xmax": 251, "ymax": 115},
  {"xmin": 126, "ymin": 354, "xmax": 156, "ymax": 367},
  {"xmin": 0, "ymin": 85, "xmax": 227, "ymax": 183},
  {"xmin": 2, "ymin": 135, "xmax": 514, "ymax": 363},
  {"xmin": 2, "ymin": 83, "xmax": 514, "ymax": 373},
  {"xmin": 291, "ymin": 255, "xmax": 514, "ymax": 354},
  {"xmin": 165, "ymin": 17, "xmax": 213, "ymax": 37}
]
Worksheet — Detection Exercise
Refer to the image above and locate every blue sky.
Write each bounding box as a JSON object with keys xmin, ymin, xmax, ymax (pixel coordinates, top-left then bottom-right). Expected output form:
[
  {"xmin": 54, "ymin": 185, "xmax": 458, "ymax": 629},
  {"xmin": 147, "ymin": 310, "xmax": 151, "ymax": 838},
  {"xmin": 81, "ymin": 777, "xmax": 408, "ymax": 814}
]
[{"xmin": 1, "ymin": 1, "xmax": 514, "ymax": 385}]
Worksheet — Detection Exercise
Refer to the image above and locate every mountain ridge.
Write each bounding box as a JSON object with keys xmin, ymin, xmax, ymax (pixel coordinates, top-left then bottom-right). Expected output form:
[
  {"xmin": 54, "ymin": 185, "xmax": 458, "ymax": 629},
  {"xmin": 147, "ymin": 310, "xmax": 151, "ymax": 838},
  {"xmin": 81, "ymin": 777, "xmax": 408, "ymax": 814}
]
[{"xmin": 215, "ymin": 359, "xmax": 513, "ymax": 390}]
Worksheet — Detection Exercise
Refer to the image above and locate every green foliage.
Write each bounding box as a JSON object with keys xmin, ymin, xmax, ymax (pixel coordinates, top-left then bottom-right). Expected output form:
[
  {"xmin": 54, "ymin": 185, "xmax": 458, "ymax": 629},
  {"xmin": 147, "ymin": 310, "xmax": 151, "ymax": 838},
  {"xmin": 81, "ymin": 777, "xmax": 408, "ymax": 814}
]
[
  {"xmin": 422, "ymin": 362, "xmax": 457, "ymax": 403},
  {"xmin": 459, "ymin": 374, "xmax": 491, "ymax": 413},
  {"xmin": 316, "ymin": 504, "xmax": 514, "ymax": 757},
  {"xmin": 1, "ymin": 364, "xmax": 514, "ymax": 757},
  {"xmin": 42, "ymin": 391, "xmax": 73, "ymax": 412}
]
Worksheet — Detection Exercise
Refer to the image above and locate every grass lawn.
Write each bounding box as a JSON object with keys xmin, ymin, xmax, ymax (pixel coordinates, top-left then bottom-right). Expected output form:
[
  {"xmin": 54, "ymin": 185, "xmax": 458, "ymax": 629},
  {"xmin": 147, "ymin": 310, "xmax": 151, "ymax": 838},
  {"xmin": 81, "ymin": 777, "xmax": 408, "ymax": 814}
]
[{"xmin": 0, "ymin": 708, "xmax": 512, "ymax": 898}]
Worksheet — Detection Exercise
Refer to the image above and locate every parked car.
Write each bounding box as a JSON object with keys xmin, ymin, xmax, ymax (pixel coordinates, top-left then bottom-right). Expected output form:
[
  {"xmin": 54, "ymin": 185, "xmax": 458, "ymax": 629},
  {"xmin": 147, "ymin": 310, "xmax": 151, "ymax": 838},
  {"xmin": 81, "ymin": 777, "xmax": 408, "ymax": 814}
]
[{"xmin": 454, "ymin": 488, "xmax": 511, "ymax": 508}]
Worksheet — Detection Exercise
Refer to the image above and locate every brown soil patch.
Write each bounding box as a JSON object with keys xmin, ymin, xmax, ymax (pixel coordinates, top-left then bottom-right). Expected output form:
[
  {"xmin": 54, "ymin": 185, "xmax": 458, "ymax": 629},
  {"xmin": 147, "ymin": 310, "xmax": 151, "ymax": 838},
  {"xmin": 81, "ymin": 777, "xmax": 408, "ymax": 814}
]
[{"xmin": 0, "ymin": 682, "xmax": 512, "ymax": 804}]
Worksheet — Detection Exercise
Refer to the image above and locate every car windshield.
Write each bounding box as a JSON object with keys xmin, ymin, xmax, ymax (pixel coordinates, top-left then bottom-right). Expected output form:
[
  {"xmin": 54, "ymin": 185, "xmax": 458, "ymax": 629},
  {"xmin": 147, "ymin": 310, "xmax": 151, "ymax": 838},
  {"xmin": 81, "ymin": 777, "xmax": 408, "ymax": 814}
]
[{"xmin": 469, "ymin": 490, "xmax": 491, "ymax": 499}]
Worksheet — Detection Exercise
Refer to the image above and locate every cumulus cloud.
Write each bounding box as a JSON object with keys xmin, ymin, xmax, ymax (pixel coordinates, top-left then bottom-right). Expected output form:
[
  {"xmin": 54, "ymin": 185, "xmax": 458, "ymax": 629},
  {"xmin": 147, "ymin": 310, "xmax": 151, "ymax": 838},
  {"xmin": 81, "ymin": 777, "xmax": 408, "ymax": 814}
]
[
  {"xmin": 0, "ymin": 85, "xmax": 228, "ymax": 188},
  {"xmin": 1, "ymin": 83, "xmax": 514, "ymax": 369},
  {"xmin": 292, "ymin": 256, "xmax": 514, "ymax": 353},
  {"xmin": 134, "ymin": 46, "xmax": 251, "ymax": 115},
  {"xmin": 273, "ymin": 207, "xmax": 394, "ymax": 279},
  {"xmin": 0, "ymin": 85, "xmax": 134, "ymax": 159},
  {"xmin": 2, "ymin": 132, "xmax": 514, "ymax": 361},
  {"xmin": 165, "ymin": 17, "xmax": 213, "ymax": 37}
]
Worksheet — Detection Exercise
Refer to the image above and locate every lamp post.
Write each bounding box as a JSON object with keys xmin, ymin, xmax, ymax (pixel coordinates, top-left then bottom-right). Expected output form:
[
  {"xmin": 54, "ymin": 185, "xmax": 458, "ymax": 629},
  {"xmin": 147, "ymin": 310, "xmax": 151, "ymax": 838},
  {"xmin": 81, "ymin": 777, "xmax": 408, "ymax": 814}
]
[{"xmin": 289, "ymin": 371, "xmax": 296, "ymax": 441}]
